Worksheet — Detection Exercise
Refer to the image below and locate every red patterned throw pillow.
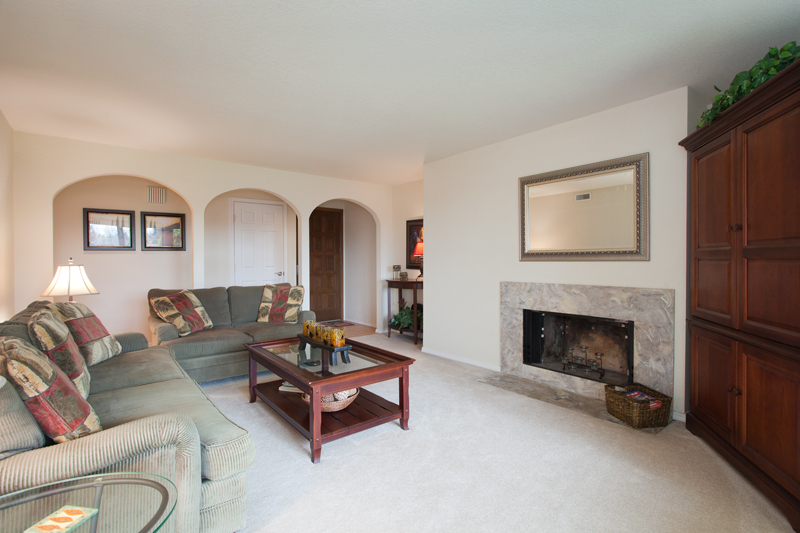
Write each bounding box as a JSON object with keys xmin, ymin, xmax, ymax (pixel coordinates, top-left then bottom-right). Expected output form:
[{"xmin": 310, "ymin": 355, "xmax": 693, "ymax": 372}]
[
  {"xmin": 28, "ymin": 308, "xmax": 91, "ymax": 398},
  {"xmin": 0, "ymin": 336, "xmax": 102, "ymax": 442},
  {"xmin": 48, "ymin": 303, "xmax": 121, "ymax": 366},
  {"xmin": 257, "ymin": 284, "xmax": 305, "ymax": 323},
  {"xmin": 150, "ymin": 290, "xmax": 213, "ymax": 337}
]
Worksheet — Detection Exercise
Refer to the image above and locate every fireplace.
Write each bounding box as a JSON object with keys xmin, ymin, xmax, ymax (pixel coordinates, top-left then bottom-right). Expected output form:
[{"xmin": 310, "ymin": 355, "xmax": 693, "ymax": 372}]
[
  {"xmin": 500, "ymin": 282, "xmax": 674, "ymax": 402},
  {"xmin": 522, "ymin": 309, "xmax": 634, "ymax": 386}
]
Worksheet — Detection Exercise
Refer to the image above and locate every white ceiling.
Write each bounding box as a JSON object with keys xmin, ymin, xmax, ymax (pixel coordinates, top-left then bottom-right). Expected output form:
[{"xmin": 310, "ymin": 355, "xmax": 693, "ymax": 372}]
[{"xmin": 0, "ymin": 1, "xmax": 798, "ymax": 185}]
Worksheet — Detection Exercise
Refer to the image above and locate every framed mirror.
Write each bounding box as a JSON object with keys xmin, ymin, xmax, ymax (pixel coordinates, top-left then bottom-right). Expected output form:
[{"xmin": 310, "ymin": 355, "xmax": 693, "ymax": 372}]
[{"xmin": 520, "ymin": 153, "xmax": 649, "ymax": 261}]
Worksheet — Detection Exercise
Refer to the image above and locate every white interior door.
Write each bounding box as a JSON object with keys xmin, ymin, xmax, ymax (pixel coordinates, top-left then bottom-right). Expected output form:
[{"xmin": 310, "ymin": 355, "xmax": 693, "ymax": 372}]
[{"xmin": 233, "ymin": 201, "xmax": 286, "ymax": 286}]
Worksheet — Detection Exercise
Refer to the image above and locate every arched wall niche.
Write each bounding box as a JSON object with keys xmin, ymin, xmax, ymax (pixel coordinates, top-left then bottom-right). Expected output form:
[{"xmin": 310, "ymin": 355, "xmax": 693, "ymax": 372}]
[
  {"xmin": 52, "ymin": 174, "xmax": 192, "ymax": 336},
  {"xmin": 315, "ymin": 198, "xmax": 380, "ymax": 327},
  {"xmin": 204, "ymin": 188, "xmax": 301, "ymax": 288}
]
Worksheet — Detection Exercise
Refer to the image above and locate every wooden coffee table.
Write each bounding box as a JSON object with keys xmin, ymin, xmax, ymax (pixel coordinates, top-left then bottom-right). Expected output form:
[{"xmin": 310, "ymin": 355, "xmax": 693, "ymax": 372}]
[{"xmin": 247, "ymin": 337, "xmax": 414, "ymax": 463}]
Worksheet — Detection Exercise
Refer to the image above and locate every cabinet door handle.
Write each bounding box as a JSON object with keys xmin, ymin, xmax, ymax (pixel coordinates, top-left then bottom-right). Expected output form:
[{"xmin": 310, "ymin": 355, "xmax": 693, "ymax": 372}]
[
  {"xmin": 727, "ymin": 385, "xmax": 742, "ymax": 396},
  {"xmin": 727, "ymin": 225, "xmax": 734, "ymax": 232},
  {"xmin": 734, "ymin": 224, "xmax": 742, "ymax": 231},
  {"xmin": 726, "ymin": 385, "xmax": 734, "ymax": 392}
]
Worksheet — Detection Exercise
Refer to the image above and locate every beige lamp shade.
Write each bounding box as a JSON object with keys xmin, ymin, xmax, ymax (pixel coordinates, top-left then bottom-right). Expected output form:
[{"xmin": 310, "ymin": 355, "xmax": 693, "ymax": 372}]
[{"xmin": 42, "ymin": 258, "xmax": 99, "ymax": 301}]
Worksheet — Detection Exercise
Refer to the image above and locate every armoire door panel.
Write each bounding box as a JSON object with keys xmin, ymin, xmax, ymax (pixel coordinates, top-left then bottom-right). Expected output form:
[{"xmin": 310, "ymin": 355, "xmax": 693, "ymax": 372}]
[
  {"xmin": 738, "ymin": 342, "xmax": 800, "ymax": 500},
  {"xmin": 690, "ymin": 324, "xmax": 737, "ymax": 444},
  {"xmin": 690, "ymin": 134, "xmax": 736, "ymax": 326},
  {"xmin": 740, "ymin": 92, "xmax": 800, "ymax": 346},
  {"xmin": 742, "ymin": 259, "xmax": 800, "ymax": 345}
]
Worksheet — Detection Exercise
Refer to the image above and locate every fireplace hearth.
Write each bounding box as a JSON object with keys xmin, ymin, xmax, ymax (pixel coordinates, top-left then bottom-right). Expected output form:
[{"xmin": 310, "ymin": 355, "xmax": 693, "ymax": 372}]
[{"xmin": 522, "ymin": 309, "xmax": 634, "ymax": 386}]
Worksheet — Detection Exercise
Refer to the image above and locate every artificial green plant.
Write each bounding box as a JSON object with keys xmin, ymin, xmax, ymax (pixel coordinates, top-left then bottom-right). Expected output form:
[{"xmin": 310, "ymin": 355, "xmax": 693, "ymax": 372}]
[{"xmin": 697, "ymin": 41, "xmax": 799, "ymax": 129}]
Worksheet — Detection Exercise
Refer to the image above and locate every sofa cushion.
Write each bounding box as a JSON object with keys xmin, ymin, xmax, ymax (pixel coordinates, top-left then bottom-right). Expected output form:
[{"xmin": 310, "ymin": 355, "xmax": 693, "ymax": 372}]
[
  {"xmin": 227, "ymin": 286, "xmax": 264, "ymax": 325},
  {"xmin": 0, "ymin": 375, "xmax": 45, "ymax": 459},
  {"xmin": 28, "ymin": 308, "xmax": 91, "ymax": 398},
  {"xmin": 234, "ymin": 321, "xmax": 303, "ymax": 343},
  {"xmin": 48, "ymin": 303, "xmax": 122, "ymax": 366},
  {"xmin": 88, "ymin": 378, "xmax": 255, "ymax": 480},
  {"xmin": 160, "ymin": 326, "xmax": 253, "ymax": 360},
  {"xmin": 148, "ymin": 287, "xmax": 232, "ymax": 326},
  {"xmin": 88, "ymin": 346, "xmax": 188, "ymax": 394},
  {"xmin": 150, "ymin": 291, "xmax": 213, "ymax": 337},
  {"xmin": 0, "ymin": 336, "xmax": 102, "ymax": 443},
  {"xmin": 257, "ymin": 285, "xmax": 305, "ymax": 324}
]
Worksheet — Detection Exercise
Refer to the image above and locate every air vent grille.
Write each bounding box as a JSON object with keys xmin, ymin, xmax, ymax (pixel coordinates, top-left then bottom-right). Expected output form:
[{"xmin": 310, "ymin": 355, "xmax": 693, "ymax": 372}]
[
  {"xmin": 575, "ymin": 193, "xmax": 591, "ymax": 201},
  {"xmin": 148, "ymin": 186, "xmax": 166, "ymax": 204}
]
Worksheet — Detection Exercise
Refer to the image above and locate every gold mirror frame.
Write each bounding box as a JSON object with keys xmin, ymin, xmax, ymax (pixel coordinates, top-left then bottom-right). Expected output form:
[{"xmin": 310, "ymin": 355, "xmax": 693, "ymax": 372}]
[{"xmin": 519, "ymin": 153, "xmax": 649, "ymax": 261}]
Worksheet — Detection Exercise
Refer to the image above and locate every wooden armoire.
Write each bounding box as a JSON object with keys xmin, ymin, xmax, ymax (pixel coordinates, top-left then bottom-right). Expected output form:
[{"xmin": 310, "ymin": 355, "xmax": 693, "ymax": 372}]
[{"xmin": 680, "ymin": 59, "xmax": 800, "ymax": 529}]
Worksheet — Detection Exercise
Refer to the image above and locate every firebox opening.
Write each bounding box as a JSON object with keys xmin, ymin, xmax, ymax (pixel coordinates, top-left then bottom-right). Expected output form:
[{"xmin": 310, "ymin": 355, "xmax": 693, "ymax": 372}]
[{"xmin": 523, "ymin": 309, "xmax": 634, "ymax": 386}]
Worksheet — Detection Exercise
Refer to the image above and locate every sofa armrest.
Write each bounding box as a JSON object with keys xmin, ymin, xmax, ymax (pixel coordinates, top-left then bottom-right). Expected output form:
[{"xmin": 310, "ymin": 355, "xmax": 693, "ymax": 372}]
[
  {"xmin": 114, "ymin": 331, "xmax": 149, "ymax": 353},
  {"xmin": 148, "ymin": 315, "xmax": 180, "ymax": 344},
  {"xmin": 298, "ymin": 310, "xmax": 316, "ymax": 323},
  {"xmin": 0, "ymin": 413, "xmax": 201, "ymax": 533}
]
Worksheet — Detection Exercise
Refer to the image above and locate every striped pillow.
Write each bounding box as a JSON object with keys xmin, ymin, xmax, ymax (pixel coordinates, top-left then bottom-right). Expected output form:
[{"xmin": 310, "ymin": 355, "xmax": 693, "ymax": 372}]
[
  {"xmin": 150, "ymin": 290, "xmax": 213, "ymax": 336},
  {"xmin": 0, "ymin": 337, "xmax": 102, "ymax": 443},
  {"xmin": 257, "ymin": 285, "xmax": 305, "ymax": 323},
  {"xmin": 48, "ymin": 303, "xmax": 121, "ymax": 366},
  {"xmin": 28, "ymin": 308, "xmax": 91, "ymax": 398}
]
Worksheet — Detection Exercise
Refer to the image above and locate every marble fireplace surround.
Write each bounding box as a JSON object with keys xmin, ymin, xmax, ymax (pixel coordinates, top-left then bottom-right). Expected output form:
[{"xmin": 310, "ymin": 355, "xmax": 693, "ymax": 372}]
[{"xmin": 500, "ymin": 282, "xmax": 674, "ymax": 401}]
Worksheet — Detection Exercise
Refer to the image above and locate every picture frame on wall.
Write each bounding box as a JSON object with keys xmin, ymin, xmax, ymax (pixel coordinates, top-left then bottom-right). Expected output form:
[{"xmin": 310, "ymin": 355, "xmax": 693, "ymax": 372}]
[
  {"xmin": 406, "ymin": 218, "xmax": 423, "ymax": 270},
  {"xmin": 141, "ymin": 212, "xmax": 186, "ymax": 251},
  {"xmin": 83, "ymin": 208, "xmax": 135, "ymax": 251}
]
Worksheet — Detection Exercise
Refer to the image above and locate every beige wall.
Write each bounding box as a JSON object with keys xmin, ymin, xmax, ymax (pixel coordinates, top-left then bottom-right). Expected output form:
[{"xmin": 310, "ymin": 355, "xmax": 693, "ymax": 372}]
[
  {"xmin": 0, "ymin": 110, "xmax": 13, "ymax": 320},
  {"xmin": 317, "ymin": 200, "xmax": 378, "ymax": 326},
  {"xmin": 204, "ymin": 190, "xmax": 298, "ymax": 288},
  {"xmin": 388, "ymin": 179, "xmax": 424, "ymax": 326},
  {"xmin": 12, "ymin": 133, "xmax": 394, "ymax": 335},
  {"xmin": 423, "ymin": 87, "xmax": 689, "ymax": 412},
  {"xmin": 52, "ymin": 175, "xmax": 193, "ymax": 335}
]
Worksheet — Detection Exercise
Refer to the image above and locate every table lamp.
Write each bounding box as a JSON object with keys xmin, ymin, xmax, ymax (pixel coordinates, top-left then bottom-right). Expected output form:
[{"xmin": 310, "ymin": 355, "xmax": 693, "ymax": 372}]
[
  {"xmin": 412, "ymin": 241, "xmax": 423, "ymax": 281},
  {"xmin": 42, "ymin": 258, "xmax": 99, "ymax": 301}
]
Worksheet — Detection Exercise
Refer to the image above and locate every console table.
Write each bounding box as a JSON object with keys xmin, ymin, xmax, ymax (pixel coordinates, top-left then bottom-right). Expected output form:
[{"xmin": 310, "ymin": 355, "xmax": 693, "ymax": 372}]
[{"xmin": 386, "ymin": 279, "xmax": 423, "ymax": 345}]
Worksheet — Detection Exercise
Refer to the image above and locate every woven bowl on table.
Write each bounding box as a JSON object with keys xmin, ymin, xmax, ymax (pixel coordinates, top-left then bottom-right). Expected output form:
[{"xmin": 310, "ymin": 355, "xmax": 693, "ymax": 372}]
[{"xmin": 301, "ymin": 388, "xmax": 359, "ymax": 412}]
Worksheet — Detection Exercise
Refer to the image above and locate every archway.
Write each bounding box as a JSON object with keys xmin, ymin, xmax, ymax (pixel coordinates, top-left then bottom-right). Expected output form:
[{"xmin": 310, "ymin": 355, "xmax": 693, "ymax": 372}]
[
  {"xmin": 52, "ymin": 175, "xmax": 192, "ymax": 335},
  {"xmin": 204, "ymin": 189, "xmax": 301, "ymax": 288},
  {"xmin": 311, "ymin": 199, "xmax": 378, "ymax": 328}
]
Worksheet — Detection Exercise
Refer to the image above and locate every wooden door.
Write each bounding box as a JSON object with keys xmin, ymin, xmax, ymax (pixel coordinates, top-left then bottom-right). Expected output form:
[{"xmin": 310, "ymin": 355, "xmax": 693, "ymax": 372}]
[
  {"xmin": 738, "ymin": 91, "xmax": 800, "ymax": 348},
  {"xmin": 233, "ymin": 201, "xmax": 286, "ymax": 286},
  {"xmin": 309, "ymin": 208, "xmax": 343, "ymax": 322},
  {"xmin": 738, "ymin": 341, "xmax": 800, "ymax": 499},
  {"xmin": 689, "ymin": 133, "xmax": 737, "ymax": 328},
  {"xmin": 690, "ymin": 324, "xmax": 738, "ymax": 444}
]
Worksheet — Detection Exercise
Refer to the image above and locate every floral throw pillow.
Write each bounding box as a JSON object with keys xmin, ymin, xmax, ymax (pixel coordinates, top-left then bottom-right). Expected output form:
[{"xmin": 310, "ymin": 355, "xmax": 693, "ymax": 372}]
[
  {"xmin": 150, "ymin": 290, "xmax": 213, "ymax": 337},
  {"xmin": 28, "ymin": 308, "xmax": 91, "ymax": 398},
  {"xmin": 257, "ymin": 285, "xmax": 305, "ymax": 323},
  {"xmin": 48, "ymin": 303, "xmax": 122, "ymax": 366},
  {"xmin": 0, "ymin": 336, "xmax": 102, "ymax": 443}
]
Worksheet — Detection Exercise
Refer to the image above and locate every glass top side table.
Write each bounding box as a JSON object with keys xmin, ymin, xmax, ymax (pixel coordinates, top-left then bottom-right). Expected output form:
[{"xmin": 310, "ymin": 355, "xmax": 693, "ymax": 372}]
[{"xmin": 0, "ymin": 472, "xmax": 176, "ymax": 533}]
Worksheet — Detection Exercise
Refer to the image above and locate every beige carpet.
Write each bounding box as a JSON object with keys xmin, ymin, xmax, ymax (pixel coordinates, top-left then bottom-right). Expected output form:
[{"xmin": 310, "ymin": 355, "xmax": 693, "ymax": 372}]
[{"xmin": 201, "ymin": 334, "xmax": 792, "ymax": 532}]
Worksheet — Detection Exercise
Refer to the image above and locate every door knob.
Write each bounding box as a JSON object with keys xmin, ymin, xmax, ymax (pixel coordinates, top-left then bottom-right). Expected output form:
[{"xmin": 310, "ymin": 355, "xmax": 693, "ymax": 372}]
[{"xmin": 275, "ymin": 271, "xmax": 284, "ymax": 276}]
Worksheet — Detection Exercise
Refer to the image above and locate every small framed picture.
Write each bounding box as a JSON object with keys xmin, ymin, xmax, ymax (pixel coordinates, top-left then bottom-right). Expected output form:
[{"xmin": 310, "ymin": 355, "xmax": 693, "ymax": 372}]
[
  {"xmin": 83, "ymin": 208, "xmax": 135, "ymax": 251},
  {"xmin": 141, "ymin": 212, "xmax": 186, "ymax": 251},
  {"xmin": 406, "ymin": 219, "xmax": 423, "ymax": 270}
]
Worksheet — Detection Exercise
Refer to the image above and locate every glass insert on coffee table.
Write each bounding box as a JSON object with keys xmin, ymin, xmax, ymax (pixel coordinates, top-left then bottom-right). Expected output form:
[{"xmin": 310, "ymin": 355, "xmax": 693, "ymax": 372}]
[{"xmin": 247, "ymin": 337, "xmax": 414, "ymax": 463}]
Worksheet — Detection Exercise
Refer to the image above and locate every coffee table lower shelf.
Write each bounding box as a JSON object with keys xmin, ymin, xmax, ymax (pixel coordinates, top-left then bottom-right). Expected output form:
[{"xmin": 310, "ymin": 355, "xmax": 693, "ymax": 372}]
[{"xmin": 253, "ymin": 380, "xmax": 402, "ymax": 444}]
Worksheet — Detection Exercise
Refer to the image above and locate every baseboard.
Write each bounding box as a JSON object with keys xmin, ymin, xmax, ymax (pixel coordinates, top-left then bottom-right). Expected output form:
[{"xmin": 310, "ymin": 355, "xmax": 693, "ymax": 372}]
[
  {"xmin": 421, "ymin": 347, "xmax": 501, "ymax": 372},
  {"xmin": 672, "ymin": 411, "xmax": 686, "ymax": 422}
]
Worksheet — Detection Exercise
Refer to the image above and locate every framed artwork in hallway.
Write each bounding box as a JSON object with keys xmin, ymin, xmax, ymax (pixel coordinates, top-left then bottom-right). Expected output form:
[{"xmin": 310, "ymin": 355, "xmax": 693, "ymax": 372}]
[{"xmin": 406, "ymin": 218, "xmax": 423, "ymax": 270}]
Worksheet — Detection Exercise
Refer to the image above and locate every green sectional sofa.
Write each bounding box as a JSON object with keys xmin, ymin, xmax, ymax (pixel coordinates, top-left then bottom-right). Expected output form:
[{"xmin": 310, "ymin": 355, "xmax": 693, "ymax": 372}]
[
  {"xmin": 147, "ymin": 285, "xmax": 315, "ymax": 382},
  {"xmin": 0, "ymin": 301, "xmax": 256, "ymax": 533}
]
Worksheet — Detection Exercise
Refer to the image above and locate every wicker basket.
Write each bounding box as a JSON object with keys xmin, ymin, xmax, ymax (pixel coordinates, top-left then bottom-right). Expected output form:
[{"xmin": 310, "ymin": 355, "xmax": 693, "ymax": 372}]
[
  {"xmin": 301, "ymin": 388, "xmax": 359, "ymax": 412},
  {"xmin": 605, "ymin": 383, "xmax": 672, "ymax": 428}
]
